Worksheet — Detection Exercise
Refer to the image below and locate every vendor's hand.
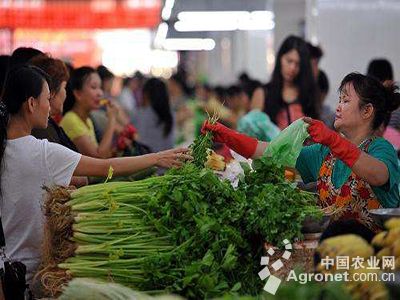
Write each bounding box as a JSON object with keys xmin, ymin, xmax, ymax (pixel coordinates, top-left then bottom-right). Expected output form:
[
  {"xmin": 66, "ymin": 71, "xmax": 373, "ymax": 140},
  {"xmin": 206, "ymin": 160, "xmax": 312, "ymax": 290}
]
[
  {"xmin": 304, "ymin": 117, "xmax": 335, "ymax": 146},
  {"xmin": 201, "ymin": 121, "xmax": 229, "ymax": 144},
  {"xmin": 155, "ymin": 148, "xmax": 192, "ymax": 169},
  {"xmin": 303, "ymin": 117, "xmax": 361, "ymax": 167},
  {"xmin": 201, "ymin": 120, "xmax": 258, "ymax": 159}
]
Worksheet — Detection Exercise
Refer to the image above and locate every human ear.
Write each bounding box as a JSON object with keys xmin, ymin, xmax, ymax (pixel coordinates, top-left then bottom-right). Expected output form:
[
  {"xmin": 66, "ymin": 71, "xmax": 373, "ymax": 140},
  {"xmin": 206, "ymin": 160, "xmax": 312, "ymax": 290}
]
[
  {"xmin": 26, "ymin": 96, "xmax": 37, "ymax": 114},
  {"xmin": 73, "ymin": 90, "xmax": 81, "ymax": 103},
  {"xmin": 362, "ymin": 103, "xmax": 374, "ymax": 120}
]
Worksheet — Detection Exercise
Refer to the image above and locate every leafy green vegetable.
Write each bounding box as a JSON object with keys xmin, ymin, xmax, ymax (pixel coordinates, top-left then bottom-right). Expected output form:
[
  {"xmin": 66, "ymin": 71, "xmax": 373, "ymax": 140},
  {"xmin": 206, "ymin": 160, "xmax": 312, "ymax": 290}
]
[
  {"xmin": 239, "ymin": 156, "xmax": 322, "ymax": 246},
  {"xmin": 189, "ymin": 112, "xmax": 218, "ymax": 168},
  {"xmin": 53, "ymin": 126, "xmax": 321, "ymax": 299}
]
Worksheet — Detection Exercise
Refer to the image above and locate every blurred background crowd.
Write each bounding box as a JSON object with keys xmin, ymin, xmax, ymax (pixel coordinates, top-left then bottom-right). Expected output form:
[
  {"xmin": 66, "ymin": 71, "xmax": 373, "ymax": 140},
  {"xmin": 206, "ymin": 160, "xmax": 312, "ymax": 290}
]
[{"xmin": 0, "ymin": 0, "xmax": 399, "ymax": 162}]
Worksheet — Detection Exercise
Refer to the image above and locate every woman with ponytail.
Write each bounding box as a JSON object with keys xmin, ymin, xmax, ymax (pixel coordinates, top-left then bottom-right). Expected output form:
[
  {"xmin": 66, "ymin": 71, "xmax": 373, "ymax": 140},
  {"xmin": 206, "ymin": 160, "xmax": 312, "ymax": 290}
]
[
  {"xmin": 0, "ymin": 65, "xmax": 190, "ymax": 287},
  {"xmin": 203, "ymin": 72, "xmax": 400, "ymax": 232}
]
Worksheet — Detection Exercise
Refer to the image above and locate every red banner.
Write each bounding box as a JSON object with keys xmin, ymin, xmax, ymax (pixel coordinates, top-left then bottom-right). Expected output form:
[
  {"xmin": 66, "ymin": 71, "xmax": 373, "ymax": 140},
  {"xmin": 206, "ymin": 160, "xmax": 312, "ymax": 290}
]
[{"xmin": 0, "ymin": 0, "xmax": 161, "ymax": 29}]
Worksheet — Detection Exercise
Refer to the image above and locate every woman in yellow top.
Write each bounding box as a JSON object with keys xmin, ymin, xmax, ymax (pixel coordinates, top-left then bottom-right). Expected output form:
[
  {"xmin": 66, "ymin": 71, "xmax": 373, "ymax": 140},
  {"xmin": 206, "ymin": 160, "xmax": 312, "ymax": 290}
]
[{"xmin": 61, "ymin": 66, "xmax": 118, "ymax": 158}]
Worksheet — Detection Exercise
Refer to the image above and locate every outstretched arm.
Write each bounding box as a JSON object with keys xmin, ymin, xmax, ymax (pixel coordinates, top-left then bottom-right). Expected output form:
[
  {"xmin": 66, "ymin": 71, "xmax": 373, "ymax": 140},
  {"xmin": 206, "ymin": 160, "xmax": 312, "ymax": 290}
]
[
  {"xmin": 201, "ymin": 121, "xmax": 268, "ymax": 159},
  {"xmin": 73, "ymin": 148, "xmax": 191, "ymax": 177}
]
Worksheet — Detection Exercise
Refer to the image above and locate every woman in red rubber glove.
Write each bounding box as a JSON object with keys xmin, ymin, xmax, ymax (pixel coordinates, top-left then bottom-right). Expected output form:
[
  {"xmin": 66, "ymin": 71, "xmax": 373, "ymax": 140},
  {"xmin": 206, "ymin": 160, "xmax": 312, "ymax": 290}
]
[{"xmin": 202, "ymin": 72, "xmax": 400, "ymax": 231}]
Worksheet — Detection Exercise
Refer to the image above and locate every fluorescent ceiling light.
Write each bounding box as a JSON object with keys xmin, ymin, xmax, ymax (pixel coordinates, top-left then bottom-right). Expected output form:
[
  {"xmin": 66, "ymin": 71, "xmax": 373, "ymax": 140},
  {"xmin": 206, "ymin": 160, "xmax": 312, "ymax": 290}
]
[
  {"xmin": 162, "ymin": 0, "xmax": 175, "ymax": 20},
  {"xmin": 175, "ymin": 21, "xmax": 236, "ymax": 32},
  {"xmin": 174, "ymin": 10, "xmax": 275, "ymax": 32},
  {"xmin": 154, "ymin": 22, "xmax": 168, "ymax": 48},
  {"xmin": 177, "ymin": 11, "xmax": 250, "ymax": 22},
  {"xmin": 250, "ymin": 11, "xmax": 274, "ymax": 19},
  {"xmin": 162, "ymin": 38, "xmax": 216, "ymax": 51}
]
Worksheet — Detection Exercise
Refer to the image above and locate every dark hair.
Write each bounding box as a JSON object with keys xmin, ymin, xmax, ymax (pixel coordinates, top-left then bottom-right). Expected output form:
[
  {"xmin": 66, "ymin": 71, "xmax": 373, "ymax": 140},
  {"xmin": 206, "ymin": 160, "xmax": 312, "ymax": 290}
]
[
  {"xmin": 132, "ymin": 71, "xmax": 145, "ymax": 81},
  {"xmin": 30, "ymin": 54, "xmax": 69, "ymax": 95},
  {"xmin": 367, "ymin": 59, "xmax": 393, "ymax": 83},
  {"xmin": 170, "ymin": 73, "xmax": 189, "ymax": 95},
  {"xmin": 339, "ymin": 72, "xmax": 400, "ymax": 130},
  {"xmin": 242, "ymin": 80, "xmax": 263, "ymax": 100},
  {"xmin": 121, "ymin": 77, "xmax": 130, "ymax": 87},
  {"xmin": 0, "ymin": 55, "xmax": 10, "ymax": 96},
  {"xmin": 10, "ymin": 47, "xmax": 43, "ymax": 68},
  {"xmin": 265, "ymin": 35, "xmax": 318, "ymax": 123},
  {"xmin": 317, "ymin": 70, "xmax": 329, "ymax": 94},
  {"xmin": 97, "ymin": 65, "xmax": 114, "ymax": 81},
  {"xmin": 143, "ymin": 78, "xmax": 173, "ymax": 137},
  {"xmin": 227, "ymin": 85, "xmax": 243, "ymax": 98},
  {"xmin": 238, "ymin": 72, "xmax": 251, "ymax": 84},
  {"xmin": 307, "ymin": 42, "xmax": 323, "ymax": 60},
  {"xmin": 214, "ymin": 86, "xmax": 228, "ymax": 103},
  {"xmin": 63, "ymin": 66, "xmax": 96, "ymax": 114},
  {"xmin": 0, "ymin": 65, "xmax": 50, "ymax": 194}
]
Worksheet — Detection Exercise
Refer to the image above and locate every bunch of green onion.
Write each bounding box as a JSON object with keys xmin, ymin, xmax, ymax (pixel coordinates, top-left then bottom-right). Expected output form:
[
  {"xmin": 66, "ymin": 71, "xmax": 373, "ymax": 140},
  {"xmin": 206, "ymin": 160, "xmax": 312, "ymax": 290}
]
[{"xmin": 53, "ymin": 177, "xmax": 175, "ymax": 288}]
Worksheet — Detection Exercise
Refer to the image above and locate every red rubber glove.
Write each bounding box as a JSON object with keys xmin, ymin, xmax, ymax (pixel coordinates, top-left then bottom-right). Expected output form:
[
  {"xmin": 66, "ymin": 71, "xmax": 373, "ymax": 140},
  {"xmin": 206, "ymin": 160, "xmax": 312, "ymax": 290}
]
[
  {"xmin": 307, "ymin": 118, "xmax": 361, "ymax": 167},
  {"xmin": 201, "ymin": 121, "xmax": 258, "ymax": 158}
]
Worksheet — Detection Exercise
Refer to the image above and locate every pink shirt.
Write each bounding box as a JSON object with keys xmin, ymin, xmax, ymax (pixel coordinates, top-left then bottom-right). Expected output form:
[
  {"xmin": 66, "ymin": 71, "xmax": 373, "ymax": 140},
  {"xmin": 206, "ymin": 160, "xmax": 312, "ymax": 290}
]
[
  {"xmin": 276, "ymin": 103, "xmax": 304, "ymax": 130},
  {"xmin": 383, "ymin": 126, "xmax": 400, "ymax": 150}
]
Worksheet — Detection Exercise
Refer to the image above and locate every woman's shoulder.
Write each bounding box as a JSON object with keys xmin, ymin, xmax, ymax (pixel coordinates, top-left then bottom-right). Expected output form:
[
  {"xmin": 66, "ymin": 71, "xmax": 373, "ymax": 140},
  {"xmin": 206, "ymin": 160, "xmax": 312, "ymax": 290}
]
[
  {"xmin": 63, "ymin": 110, "xmax": 78, "ymax": 119},
  {"xmin": 60, "ymin": 111, "xmax": 79, "ymax": 125},
  {"xmin": 6, "ymin": 135, "xmax": 51, "ymax": 154},
  {"xmin": 367, "ymin": 137, "xmax": 398, "ymax": 161},
  {"xmin": 370, "ymin": 137, "xmax": 396, "ymax": 151},
  {"xmin": 139, "ymin": 107, "xmax": 158, "ymax": 121}
]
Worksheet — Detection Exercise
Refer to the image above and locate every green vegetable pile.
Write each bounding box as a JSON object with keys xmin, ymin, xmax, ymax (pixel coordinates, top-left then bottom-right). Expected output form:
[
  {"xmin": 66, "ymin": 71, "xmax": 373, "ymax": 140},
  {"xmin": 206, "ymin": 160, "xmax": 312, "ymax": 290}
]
[
  {"xmin": 42, "ymin": 121, "xmax": 321, "ymax": 299},
  {"xmin": 239, "ymin": 156, "xmax": 322, "ymax": 247}
]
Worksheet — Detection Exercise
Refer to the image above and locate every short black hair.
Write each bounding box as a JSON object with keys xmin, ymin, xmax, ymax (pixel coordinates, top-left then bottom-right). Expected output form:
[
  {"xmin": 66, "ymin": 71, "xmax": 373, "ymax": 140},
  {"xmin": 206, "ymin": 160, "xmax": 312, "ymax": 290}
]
[
  {"xmin": 97, "ymin": 65, "xmax": 114, "ymax": 81},
  {"xmin": 242, "ymin": 80, "xmax": 263, "ymax": 99},
  {"xmin": 317, "ymin": 70, "xmax": 329, "ymax": 94},
  {"xmin": 307, "ymin": 42, "xmax": 323, "ymax": 60},
  {"xmin": 367, "ymin": 58, "xmax": 393, "ymax": 82},
  {"xmin": 238, "ymin": 72, "xmax": 250, "ymax": 83},
  {"xmin": 132, "ymin": 71, "xmax": 145, "ymax": 81},
  {"xmin": 227, "ymin": 85, "xmax": 243, "ymax": 97},
  {"xmin": 10, "ymin": 47, "xmax": 43, "ymax": 67}
]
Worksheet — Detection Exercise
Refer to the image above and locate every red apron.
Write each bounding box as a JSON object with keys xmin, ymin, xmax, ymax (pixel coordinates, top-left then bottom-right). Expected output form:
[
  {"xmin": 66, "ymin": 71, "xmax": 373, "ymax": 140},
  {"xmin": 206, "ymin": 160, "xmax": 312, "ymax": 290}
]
[{"xmin": 317, "ymin": 138, "xmax": 381, "ymax": 231}]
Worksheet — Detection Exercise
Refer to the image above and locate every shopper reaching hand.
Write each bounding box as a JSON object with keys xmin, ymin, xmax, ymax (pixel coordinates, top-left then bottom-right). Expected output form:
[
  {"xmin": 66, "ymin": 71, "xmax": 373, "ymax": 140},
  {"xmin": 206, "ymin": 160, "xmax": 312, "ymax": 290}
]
[{"xmin": 0, "ymin": 65, "xmax": 190, "ymax": 284}]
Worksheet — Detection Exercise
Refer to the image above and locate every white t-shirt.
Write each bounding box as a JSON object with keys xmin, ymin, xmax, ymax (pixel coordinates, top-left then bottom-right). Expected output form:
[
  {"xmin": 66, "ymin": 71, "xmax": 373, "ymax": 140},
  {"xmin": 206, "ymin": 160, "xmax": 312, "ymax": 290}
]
[{"xmin": 0, "ymin": 136, "xmax": 81, "ymax": 283}]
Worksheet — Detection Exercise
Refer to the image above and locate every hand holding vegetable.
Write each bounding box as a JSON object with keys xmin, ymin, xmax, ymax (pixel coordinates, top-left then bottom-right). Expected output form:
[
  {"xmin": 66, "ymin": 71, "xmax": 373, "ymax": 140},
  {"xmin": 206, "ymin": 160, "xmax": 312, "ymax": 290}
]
[
  {"xmin": 304, "ymin": 117, "xmax": 361, "ymax": 167},
  {"xmin": 201, "ymin": 121, "xmax": 258, "ymax": 158},
  {"xmin": 154, "ymin": 148, "xmax": 192, "ymax": 168}
]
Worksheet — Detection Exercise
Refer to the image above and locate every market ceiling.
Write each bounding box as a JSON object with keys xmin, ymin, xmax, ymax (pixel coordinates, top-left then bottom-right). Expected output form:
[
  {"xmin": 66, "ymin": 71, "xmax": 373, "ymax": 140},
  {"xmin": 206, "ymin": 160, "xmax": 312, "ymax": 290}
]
[{"xmin": 0, "ymin": 0, "xmax": 161, "ymax": 29}]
